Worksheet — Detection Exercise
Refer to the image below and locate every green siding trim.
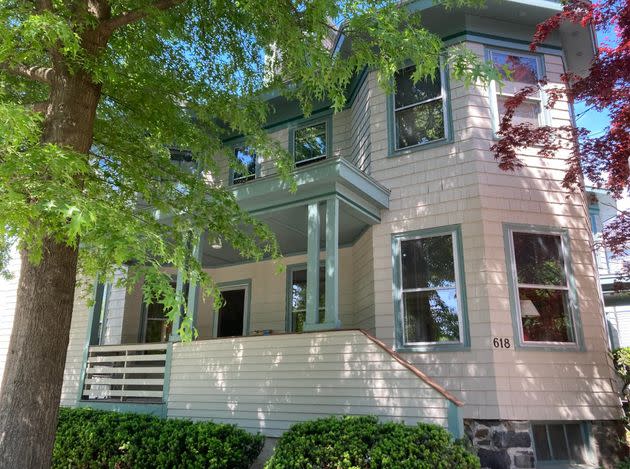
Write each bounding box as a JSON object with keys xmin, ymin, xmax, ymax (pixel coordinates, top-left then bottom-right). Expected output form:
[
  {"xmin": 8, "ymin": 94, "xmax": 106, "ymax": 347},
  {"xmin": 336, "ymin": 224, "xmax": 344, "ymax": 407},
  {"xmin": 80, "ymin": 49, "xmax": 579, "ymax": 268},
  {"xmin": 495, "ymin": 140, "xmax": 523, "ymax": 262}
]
[
  {"xmin": 391, "ymin": 225, "xmax": 471, "ymax": 352},
  {"xmin": 443, "ymin": 30, "xmax": 563, "ymax": 54},
  {"xmin": 387, "ymin": 60, "xmax": 453, "ymax": 158},
  {"xmin": 161, "ymin": 341, "xmax": 174, "ymax": 413},
  {"xmin": 212, "ymin": 279, "xmax": 253, "ymax": 337},
  {"xmin": 447, "ymin": 401, "xmax": 464, "ymax": 438},
  {"xmin": 502, "ymin": 223, "xmax": 585, "ymax": 352},
  {"xmin": 76, "ymin": 400, "xmax": 166, "ymax": 418},
  {"xmin": 76, "ymin": 279, "xmax": 105, "ymax": 403}
]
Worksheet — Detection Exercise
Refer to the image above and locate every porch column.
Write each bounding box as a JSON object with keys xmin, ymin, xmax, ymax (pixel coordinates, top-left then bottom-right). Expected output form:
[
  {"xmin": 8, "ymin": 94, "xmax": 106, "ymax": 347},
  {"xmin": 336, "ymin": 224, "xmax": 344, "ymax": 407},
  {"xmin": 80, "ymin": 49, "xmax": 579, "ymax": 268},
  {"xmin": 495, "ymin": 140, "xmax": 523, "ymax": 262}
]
[
  {"xmin": 304, "ymin": 202, "xmax": 321, "ymax": 330},
  {"xmin": 187, "ymin": 232, "xmax": 205, "ymax": 333},
  {"xmin": 324, "ymin": 197, "xmax": 340, "ymax": 328},
  {"xmin": 169, "ymin": 268, "xmax": 186, "ymax": 342}
]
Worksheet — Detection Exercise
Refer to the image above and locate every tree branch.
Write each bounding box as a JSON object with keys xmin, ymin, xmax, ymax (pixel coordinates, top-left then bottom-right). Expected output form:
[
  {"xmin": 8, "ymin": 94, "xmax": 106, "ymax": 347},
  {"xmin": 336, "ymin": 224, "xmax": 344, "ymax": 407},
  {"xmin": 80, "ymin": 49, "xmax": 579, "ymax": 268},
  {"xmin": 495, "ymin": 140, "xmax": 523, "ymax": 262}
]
[
  {"xmin": 99, "ymin": 0, "xmax": 186, "ymax": 32},
  {"xmin": 0, "ymin": 63, "xmax": 55, "ymax": 84}
]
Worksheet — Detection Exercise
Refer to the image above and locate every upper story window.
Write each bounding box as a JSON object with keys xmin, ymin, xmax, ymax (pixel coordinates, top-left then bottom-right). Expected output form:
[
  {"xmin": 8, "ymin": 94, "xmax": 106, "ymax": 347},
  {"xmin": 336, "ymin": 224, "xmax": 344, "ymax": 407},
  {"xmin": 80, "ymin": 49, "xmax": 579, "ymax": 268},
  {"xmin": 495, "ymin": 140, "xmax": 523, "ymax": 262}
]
[
  {"xmin": 505, "ymin": 226, "xmax": 579, "ymax": 346},
  {"xmin": 232, "ymin": 147, "xmax": 256, "ymax": 184},
  {"xmin": 393, "ymin": 65, "xmax": 447, "ymax": 151},
  {"xmin": 488, "ymin": 49, "xmax": 544, "ymax": 127},
  {"xmin": 393, "ymin": 226, "xmax": 467, "ymax": 350},
  {"xmin": 293, "ymin": 121, "xmax": 328, "ymax": 166}
]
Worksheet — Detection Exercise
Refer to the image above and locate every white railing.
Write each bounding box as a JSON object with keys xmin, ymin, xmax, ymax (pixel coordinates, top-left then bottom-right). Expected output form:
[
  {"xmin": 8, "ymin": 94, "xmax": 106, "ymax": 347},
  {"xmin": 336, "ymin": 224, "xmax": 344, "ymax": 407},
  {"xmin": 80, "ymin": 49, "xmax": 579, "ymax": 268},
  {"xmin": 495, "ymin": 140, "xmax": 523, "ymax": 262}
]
[{"xmin": 81, "ymin": 343, "xmax": 168, "ymax": 403}]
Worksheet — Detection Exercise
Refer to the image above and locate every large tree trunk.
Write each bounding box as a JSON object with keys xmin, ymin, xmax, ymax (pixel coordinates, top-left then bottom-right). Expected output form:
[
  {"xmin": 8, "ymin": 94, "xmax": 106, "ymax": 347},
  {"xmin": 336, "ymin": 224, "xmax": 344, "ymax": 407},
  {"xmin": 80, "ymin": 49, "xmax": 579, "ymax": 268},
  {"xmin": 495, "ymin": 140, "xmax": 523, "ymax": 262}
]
[
  {"xmin": 0, "ymin": 239, "xmax": 79, "ymax": 468},
  {"xmin": 0, "ymin": 40, "xmax": 105, "ymax": 466}
]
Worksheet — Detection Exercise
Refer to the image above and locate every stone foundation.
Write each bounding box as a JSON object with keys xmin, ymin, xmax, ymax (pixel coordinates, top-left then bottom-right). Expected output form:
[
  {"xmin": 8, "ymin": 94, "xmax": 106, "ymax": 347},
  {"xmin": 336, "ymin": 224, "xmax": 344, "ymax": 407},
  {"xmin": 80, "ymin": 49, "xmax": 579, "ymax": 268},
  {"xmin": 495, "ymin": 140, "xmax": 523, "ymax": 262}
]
[
  {"xmin": 591, "ymin": 420, "xmax": 628, "ymax": 468},
  {"xmin": 464, "ymin": 420, "xmax": 535, "ymax": 469}
]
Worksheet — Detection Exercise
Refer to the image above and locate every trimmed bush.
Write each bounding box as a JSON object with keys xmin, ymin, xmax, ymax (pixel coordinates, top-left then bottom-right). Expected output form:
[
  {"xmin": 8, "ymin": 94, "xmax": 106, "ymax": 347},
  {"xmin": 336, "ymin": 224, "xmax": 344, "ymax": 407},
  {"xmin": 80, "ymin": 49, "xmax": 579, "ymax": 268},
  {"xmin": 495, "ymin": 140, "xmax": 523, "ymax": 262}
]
[
  {"xmin": 264, "ymin": 416, "xmax": 480, "ymax": 469},
  {"xmin": 53, "ymin": 407, "xmax": 264, "ymax": 469}
]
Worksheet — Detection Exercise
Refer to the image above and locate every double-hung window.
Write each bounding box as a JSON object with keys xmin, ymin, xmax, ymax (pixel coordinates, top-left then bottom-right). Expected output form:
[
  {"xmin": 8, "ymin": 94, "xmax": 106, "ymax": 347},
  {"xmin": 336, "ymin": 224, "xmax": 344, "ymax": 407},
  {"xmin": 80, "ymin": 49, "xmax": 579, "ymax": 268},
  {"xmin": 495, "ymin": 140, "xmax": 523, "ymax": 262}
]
[
  {"xmin": 393, "ymin": 65, "xmax": 447, "ymax": 151},
  {"xmin": 288, "ymin": 266, "xmax": 325, "ymax": 332},
  {"xmin": 393, "ymin": 226, "xmax": 467, "ymax": 349},
  {"xmin": 505, "ymin": 226, "xmax": 579, "ymax": 346},
  {"xmin": 488, "ymin": 49, "xmax": 544, "ymax": 127},
  {"xmin": 232, "ymin": 147, "xmax": 257, "ymax": 184},
  {"xmin": 293, "ymin": 121, "xmax": 328, "ymax": 166}
]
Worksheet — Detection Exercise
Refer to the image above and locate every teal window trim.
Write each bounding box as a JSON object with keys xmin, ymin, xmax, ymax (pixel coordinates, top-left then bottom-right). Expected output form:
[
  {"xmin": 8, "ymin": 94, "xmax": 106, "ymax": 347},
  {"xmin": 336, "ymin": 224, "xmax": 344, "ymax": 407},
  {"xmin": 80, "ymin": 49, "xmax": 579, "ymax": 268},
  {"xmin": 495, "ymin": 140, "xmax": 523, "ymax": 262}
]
[
  {"xmin": 391, "ymin": 225, "xmax": 471, "ymax": 352},
  {"xmin": 503, "ymin": 223, "xmax": 585, "ymax": 352},
  {"xmin": 285, "ymin": 261, "xmax": 325, "ymax": 332},
  {"xmin": 228, "ymin": 142, "xmax": 260, "ymax": 186},
  {"xmin": 212, "ymin": 279, "xmax": 253, "ymax": 337},
  {"xmin": 76, "ymin": 400, "xmax": 167, "ymax": 418},
  {"xmin": 288, "ymin": 112, "xmax": 333, "ymax": 166},
  {"xmin": 530, "ymin": 421, "xmax": 595, "ymax": 467},
  {"xmin": 387, "ymin": 59, "xmax": 453, "ymax": 157},
  {"xmin": 76, "ymin": 278, "xmax": 105, "ymax": 402},
  {"xmin": 485, "ymin": 47, "xmax": 550, "ymax": 137}
]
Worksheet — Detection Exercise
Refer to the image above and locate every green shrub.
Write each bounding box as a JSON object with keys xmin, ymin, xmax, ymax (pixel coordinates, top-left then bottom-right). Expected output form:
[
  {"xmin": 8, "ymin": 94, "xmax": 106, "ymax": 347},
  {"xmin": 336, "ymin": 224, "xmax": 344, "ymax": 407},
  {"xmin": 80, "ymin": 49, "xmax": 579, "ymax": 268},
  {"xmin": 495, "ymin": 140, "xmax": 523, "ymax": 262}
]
[
  {"xmin": 53, "ymin": 407, "xmax": 264, "ymax": 469},
  {"xmin": 264, "ymin": 416, "xmax": 480, "ymax": 469}
]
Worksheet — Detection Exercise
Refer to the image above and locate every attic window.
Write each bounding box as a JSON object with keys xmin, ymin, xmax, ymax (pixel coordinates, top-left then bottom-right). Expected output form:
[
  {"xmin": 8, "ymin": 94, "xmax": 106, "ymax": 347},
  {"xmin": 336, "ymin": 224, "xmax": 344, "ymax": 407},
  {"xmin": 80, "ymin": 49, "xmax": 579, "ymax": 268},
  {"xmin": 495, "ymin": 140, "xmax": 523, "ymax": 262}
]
[{"xmin": 393, "ymin": 66, "xmax": 446, "ymax": 150}]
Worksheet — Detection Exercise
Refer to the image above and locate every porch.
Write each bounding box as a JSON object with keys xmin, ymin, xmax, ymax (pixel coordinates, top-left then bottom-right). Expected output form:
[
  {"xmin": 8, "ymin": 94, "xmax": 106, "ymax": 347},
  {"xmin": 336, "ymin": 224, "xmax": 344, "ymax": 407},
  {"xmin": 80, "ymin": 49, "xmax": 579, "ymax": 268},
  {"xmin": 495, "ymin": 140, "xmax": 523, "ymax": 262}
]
[{"xmin": 77, "ymin": 330, "xmax": 463, "ymax": 437}]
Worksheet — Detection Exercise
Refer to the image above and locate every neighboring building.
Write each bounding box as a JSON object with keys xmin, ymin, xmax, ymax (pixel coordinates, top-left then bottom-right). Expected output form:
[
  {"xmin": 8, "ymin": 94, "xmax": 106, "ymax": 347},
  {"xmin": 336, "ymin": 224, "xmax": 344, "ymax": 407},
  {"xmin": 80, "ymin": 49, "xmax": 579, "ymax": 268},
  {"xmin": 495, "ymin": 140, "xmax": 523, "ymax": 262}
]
[
  {"xmin": 588, "ymin": 189, "xmax": 630, "ymax": 350},
  {"xmin": 0, "ymin": 1, "xmax": 626, "ymax": 468}
]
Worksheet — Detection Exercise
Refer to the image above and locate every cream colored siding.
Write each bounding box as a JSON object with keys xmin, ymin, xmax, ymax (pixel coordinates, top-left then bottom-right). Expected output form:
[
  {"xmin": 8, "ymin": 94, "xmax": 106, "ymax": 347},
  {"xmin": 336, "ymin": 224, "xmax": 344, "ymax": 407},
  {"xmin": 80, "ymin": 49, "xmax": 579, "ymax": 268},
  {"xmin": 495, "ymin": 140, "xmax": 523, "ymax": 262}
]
[
  {"xmin": 353, "ymin": 228, "xmax": 375, "ymax": 334},
  {"xmin": 362, "ymin": 40, "xmax": 621, "ymax": 421},
  {"xmin": 348, "ymin": 77, "xmax": 372, "ymax": 173},
  {"xmin": 167, "ymin": 330, "xmax": 451, "ymax": 436},
  {"xmin": 99, "ymin": 270, "xmax": 126, "ymax": 345},
  {"xmin": 0, "ymin": 249, "xmax": 20, "ymax": 392},
  {"xmin": 59, "ymin": 285, "xmax": 91, "ymax": 407}
]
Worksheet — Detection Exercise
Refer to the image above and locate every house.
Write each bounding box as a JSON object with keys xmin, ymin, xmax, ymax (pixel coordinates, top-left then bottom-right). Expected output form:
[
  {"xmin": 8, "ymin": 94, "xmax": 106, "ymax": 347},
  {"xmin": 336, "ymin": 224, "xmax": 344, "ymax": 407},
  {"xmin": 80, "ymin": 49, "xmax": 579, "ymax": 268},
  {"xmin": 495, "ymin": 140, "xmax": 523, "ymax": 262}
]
[
  {"xmin": 0, "ymin": 1, "xmax": 626, "ymax": 468},
  {"xmin": 587, "ymin": 189, "xmax": 630, "ymax": 350}
]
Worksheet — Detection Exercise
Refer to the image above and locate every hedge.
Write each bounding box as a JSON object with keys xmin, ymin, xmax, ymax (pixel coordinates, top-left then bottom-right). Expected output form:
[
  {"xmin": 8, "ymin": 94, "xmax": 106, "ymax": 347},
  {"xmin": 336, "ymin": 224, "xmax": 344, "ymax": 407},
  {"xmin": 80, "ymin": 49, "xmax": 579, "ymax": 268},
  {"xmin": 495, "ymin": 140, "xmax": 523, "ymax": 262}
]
[
  {"xmin": 264, "ymin": 416, "xmax": 480, "ymax": 469},
  {"xmin": 53, "ymin": 407, "xmax": 264, "ymax": 469}
]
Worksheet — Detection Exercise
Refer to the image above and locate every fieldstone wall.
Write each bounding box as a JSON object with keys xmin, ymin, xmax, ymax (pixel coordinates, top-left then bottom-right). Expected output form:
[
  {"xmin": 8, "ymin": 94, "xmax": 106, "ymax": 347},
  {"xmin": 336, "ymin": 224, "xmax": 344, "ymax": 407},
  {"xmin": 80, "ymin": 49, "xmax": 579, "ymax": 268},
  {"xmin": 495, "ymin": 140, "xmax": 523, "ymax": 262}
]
[
  {"xmin": 464, "ymin": 420, "xmax": 534, "ymax": 469},
  {"xmin": 591, "ymin": 420, "xmax": 628, "ymax": 468}
]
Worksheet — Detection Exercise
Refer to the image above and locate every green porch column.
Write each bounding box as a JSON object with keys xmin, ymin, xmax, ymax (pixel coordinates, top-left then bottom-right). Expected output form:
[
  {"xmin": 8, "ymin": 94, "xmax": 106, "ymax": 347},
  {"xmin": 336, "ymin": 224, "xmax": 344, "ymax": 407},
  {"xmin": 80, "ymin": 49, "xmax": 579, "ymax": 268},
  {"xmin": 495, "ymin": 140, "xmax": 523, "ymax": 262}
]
[
  {"xmin": 187, "ymin": 232, "xmax": 205, "ymax": 333},
  {"xmin": 324, "ymin": 197, "xmax": 340, "ymax": 328},
  {"xmin": 303, "ymin": 202, "xmax": 321, "ymax": 331},
  {"xmin": 168, "ymin": 268, "xmax": 186, "ymax": 342}
]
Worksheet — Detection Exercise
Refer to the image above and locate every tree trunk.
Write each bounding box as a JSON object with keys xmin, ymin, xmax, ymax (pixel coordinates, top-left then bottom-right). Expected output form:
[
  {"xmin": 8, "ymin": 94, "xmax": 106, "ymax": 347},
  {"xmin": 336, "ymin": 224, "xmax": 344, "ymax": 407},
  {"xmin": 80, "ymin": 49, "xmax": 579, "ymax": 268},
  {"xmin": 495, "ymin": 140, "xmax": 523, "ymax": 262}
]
[
  {"xmin": 0, "ymin": 239, "xmax": 79, "ymax": 468},
  {"xmin": 0, "ymin": 34, "xmax": 106, "ymax": 466}
]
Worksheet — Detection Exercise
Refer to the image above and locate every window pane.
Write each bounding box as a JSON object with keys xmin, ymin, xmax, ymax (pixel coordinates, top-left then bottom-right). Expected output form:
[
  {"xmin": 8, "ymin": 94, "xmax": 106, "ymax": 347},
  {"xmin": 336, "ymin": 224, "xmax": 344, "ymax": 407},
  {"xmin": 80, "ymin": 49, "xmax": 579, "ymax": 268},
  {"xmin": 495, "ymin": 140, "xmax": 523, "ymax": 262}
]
[
  {"xmin": 497, "ymin": 96, "xmax": 541, "ymax": 126},
  {"xmin": 532, "ymin": 425, "xmax": 552, "ymax": 461},
  {"xmin": 147, "ymin": 302, "xmax": 166, "ymax": 319},
  {"xmin": 145, "ymin": 319, "xmax": 171, "ymax": 343},
  {"xmin": 565, "ymin": 424, "xmax": 587, "ymax": 463},
  {"xmin": 394, "ymin": 67, "xmax": 442, "ymax": 108},
  {"xmin": 290, "ymin": 267, "xmax": 325, "ymax": 332},
  {"xmin": 491, "ymin": 52, "xmax": 539, "ymax": 95},
  {"xmin": 548, "ymin": 424, "xmax": 569, "ymax": 460},
  {"xmin": 395, "ymin": 100, "xmax": 445, "ymax": 149},
  {"xmin": 403, "ymin": 289, "xmax": 460, "ymax": 343},
  {"xmin": 233, "ymin": 147, "xmax": 256, "ymax": 182},
  {"xmin": 513, "ymin": 232, "xmax": 566, "ymax": 286},
  {"xmin": 295, "ymin": 123, "xmax": 326, "ymax": 164},
  {"xmin": 401, "ymin": 235, "xmax": 455, "ymax": 290},
  {"xmin": 519, "ymin": 288, "xmax": 574, "ymax": 342}
]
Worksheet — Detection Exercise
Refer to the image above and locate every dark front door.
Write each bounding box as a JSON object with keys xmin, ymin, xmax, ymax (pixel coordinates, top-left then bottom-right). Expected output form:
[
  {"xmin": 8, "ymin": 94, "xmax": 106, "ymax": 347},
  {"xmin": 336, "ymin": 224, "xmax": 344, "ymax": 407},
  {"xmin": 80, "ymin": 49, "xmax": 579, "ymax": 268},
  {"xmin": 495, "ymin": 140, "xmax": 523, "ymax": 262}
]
[{"xmin": 217, "ymin": 288, "xmax": 246, "ymax": 337}]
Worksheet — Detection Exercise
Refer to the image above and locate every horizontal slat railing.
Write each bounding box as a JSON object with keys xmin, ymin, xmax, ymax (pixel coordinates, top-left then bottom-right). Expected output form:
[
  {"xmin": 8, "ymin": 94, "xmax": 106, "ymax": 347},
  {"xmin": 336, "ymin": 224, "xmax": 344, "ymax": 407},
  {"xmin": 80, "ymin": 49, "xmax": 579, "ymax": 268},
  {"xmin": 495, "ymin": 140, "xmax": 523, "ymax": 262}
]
[{"xmin": 81, "ymin": 343, "xmax": 168, "ymax": 403}]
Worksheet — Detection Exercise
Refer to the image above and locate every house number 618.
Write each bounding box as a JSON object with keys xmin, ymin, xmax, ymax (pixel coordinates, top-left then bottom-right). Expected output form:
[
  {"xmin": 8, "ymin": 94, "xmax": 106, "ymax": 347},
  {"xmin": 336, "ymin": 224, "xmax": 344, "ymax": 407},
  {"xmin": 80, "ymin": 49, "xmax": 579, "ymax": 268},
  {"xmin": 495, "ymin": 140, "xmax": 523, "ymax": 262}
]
[{"xmin": 493, "ymin": 338, "xmax": 511, "ymax": 349}]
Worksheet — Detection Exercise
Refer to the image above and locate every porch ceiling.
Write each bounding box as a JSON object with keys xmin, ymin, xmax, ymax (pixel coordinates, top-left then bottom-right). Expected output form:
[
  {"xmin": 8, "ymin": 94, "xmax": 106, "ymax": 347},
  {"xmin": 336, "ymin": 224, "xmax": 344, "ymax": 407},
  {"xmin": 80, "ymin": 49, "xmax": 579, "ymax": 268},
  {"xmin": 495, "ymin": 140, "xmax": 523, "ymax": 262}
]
[{"xmin": 202, "ymin": 158, "xmax": 389, "ymax": 268}]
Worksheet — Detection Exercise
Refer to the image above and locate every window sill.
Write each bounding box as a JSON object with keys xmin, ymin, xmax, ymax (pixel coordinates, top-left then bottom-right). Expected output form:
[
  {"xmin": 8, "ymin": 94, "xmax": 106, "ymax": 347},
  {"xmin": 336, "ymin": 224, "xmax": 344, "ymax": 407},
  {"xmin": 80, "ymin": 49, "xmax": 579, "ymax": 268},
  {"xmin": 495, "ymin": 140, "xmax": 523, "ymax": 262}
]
[
  {"xmin": 388, "ymin": 137, "xmax": 452, "ymax": 158},
  {"xmin": 515, "ymin": 341, "xmax": 584, "ymax": 352},
  {"xmin": 395, "ymin": 343, "xmax": 469, "ymax": 353}
]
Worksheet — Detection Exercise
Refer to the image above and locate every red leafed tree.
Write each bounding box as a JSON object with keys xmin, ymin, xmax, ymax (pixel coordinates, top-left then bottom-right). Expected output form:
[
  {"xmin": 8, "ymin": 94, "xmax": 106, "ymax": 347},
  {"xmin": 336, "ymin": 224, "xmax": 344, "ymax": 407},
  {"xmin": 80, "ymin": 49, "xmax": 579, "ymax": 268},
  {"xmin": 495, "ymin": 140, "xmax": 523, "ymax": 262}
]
[{"xmin": 491, "ymin": 0, "xmax": 629, "ymax": 279}]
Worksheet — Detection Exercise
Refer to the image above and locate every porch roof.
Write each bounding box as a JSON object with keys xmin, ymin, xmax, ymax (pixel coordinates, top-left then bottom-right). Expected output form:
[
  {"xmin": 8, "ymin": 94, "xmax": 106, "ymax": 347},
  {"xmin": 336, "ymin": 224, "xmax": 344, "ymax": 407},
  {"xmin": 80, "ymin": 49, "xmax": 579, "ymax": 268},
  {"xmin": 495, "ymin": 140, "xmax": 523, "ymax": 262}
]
[{"xmin": 201, "ymin": 158, "xmax": 390, "ymax": 268}]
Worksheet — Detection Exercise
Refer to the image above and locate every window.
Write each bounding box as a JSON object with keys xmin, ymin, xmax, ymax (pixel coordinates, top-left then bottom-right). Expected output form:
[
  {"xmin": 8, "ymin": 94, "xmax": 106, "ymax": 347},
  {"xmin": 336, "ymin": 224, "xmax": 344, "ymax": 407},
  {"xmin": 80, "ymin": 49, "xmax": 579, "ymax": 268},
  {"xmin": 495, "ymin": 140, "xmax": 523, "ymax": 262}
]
[
  {"xmin": 288, "ymin": 266, "xmax": 325, "ymax": 332},
  {"xmin": 232, "ymin": 147, "xmax": 256, "ymax": 184},
  {"xmin": 506, "ymin": 227, "xmax": 578, "ymax": 345},
  {"xmin": 488, "ymin": 49, "xmax": 544, "ymax": 127},
  {"xmin": 393, "ymin": 65, "xmax": 446, "ymax": 151},
  {"xmin": 293, "ymin": 122, "xmax": 328, "ymax": 166},
  {"xmin": 393, "ymin": 227, "xmax": 466, "ymax": 348},
  {"xmin": 532, "ymin": 423, "xmax": 591, "ymax": 466}
]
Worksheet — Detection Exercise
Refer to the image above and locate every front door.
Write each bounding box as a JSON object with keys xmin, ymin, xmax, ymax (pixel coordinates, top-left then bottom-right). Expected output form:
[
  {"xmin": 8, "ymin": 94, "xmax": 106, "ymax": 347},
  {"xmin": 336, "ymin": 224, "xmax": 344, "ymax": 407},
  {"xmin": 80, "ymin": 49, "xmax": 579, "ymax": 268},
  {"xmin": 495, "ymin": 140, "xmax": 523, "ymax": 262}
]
[{"xmin": 215, "ymin": 286, "xmax": 248, "ymax": 337}]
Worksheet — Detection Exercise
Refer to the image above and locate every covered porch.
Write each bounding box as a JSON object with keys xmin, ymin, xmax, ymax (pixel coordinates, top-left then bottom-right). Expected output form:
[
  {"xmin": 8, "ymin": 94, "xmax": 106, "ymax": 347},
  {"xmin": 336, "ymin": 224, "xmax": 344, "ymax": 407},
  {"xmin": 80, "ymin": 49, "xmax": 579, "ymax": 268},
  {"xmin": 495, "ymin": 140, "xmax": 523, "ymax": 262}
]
[{"xmin": 77, "ymin": 157, "xmax": 389, "ymax": 408}]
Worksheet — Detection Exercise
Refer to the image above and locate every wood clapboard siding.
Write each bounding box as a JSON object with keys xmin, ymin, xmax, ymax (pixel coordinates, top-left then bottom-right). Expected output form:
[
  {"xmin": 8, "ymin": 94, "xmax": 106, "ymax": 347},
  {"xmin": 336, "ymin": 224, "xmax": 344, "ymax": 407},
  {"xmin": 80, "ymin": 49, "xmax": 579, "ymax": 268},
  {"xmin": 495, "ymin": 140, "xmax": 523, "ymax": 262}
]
[
  {"xmin": 167, "ymin": 330, "xmax": 452, "ymax": 436},
  {"xmin": 0, "ymin": 248, "xmax": 20, "ymax": 392}
]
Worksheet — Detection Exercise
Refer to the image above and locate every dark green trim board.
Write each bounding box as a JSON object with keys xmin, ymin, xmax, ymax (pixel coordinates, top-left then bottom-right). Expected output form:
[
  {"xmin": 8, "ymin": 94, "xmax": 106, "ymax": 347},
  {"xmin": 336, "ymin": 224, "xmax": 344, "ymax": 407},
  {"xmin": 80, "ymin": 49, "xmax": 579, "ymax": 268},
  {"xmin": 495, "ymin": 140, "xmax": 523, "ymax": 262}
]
[
  {"xmin": 502, "ymin": 223, "xmax": 585, "ymax": 352},
  {"xmin": 76, "ymin": 279, "xmax": 105, "ymax": 403},
  {"xmin": 391, "ymin": 225, "xmax": 471, "ymax": 352},
  {"xmin": 442, "ymin": 31, "xmax": 563, "ymax": 53},
  {"xmin": 447, "ymin": 401, "xmax": 464, "ymax": 438},
  {"xmin": 77, "ymin": 401, "xmax": 166, "ymax": 418}
]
